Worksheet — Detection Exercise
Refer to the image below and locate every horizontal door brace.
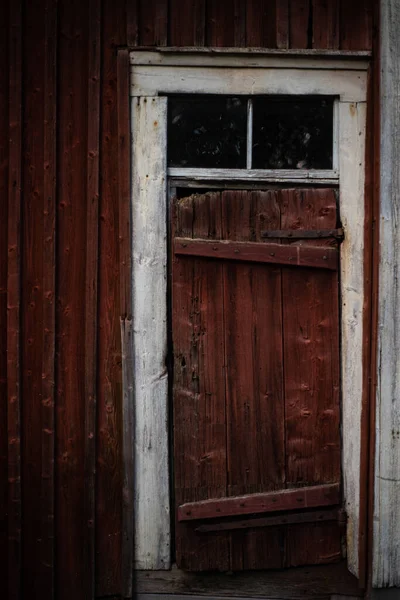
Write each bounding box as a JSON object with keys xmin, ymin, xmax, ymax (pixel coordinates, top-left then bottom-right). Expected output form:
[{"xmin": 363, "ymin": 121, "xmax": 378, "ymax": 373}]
[
  {"xmin": 174, "ymin": 237, "xmax": 338, "ymax": 270},
  {"xmin": 195, "ymin": 507, "xmax": 346, "ymax": 533},
  {"xmin": 178, "ymin": 483, "xmax": 340, "ymax": 522},
  {"xmin": 261, "ymin": 228, "xmax": 344, "ymax": 240}
]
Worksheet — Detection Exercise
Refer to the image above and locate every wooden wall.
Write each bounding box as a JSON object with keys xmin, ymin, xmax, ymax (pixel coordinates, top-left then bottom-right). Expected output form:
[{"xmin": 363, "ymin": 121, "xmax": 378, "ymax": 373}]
[{"xmin": 0, "ymin": 1, "xmax": 373, "ymax": 599}]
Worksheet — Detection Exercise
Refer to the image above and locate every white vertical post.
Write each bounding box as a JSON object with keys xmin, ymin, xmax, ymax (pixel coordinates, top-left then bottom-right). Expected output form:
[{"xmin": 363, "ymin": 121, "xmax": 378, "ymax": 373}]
[
  {"xmin": 131, "ymin": 96, "xmax": 170, "ymax": 570},
  {"xmin": 339, "ymin": 101, "xmax": 367, "ymax": 577},
  {"xmin": 373, "ymin": 0, "xmax": 400, "ymax": 587}
]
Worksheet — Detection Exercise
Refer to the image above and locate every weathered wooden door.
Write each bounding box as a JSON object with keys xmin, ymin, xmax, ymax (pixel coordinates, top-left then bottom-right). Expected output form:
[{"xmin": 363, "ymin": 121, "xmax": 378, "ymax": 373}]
[{"xmin": 172, "ymin": 187, "xmax": 342, "ymax": 571}]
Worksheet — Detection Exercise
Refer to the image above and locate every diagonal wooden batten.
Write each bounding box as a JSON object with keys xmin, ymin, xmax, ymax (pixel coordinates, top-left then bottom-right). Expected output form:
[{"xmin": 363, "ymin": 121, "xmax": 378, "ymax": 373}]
[
  {"xmin": 178, "ymin": 483, "xmax": 340, "ymax": 522},
  {"xmin": 195, "ymin": 508, "xmax": 345, "ymax": 533},
  {"xmin": 174, "ymin": 237, "xmax": 339, "ymax": 270}
]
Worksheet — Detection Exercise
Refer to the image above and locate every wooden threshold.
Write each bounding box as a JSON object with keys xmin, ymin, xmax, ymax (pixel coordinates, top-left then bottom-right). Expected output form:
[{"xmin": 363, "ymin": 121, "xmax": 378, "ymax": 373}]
[
  {"xmin": 178, "ymin": 484, "xmax": 340, "ymax": 522},
  {"xmin": 174, "ymin": 238, "xmax": 338, "ymax": 270},
  {"xmin": 134, "ymin": 561, "xmax": 363, "ymax": 598}
]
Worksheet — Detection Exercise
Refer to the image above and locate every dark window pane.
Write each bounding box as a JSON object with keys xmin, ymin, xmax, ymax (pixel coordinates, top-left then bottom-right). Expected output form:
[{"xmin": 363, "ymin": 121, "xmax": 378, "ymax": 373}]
[
  {"xmin": 252, "ymin": 97, "xmax": 334, "ymax": 169},
  {"xmin": 168, "ymin": 95, "xmax": 247, "ymax": 168}
]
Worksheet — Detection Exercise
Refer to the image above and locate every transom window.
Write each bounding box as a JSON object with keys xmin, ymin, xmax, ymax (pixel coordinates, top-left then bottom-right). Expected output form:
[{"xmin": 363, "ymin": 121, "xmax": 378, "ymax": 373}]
[{"xmin": 168, "ymin": 94, "xmax": 334, "ymax": 170}]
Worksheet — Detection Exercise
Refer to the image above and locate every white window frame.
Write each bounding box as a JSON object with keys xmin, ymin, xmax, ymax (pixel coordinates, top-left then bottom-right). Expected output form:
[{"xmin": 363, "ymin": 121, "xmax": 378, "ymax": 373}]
[{"xmin": 130, "ymin": 50, "xmax": 368, "ymax": 575}]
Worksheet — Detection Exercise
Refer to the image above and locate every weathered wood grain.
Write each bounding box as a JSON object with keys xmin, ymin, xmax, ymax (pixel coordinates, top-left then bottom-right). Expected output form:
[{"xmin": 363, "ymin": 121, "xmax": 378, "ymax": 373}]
[
  {"xmin": 84, "ymin": 0, "xmax": 100, "ymax": 597},
  {"xmin": 132, "ymin": 97, "xmax": 170, "ymax": 570},
  {"xmin": 178, "ymin": 484, "xmax": 340, "ymax": 521},
  {"xmin": 206, "ymin": 0, "xmax": 246, "ymax": 47},
  {"xmin": 96, "ymin": 0, "xmax": 126, "ymax": 593},
  {"xmin": 221, "ymin": 190, "xmax": 285, "ymax": 570},
  {"xmin": 276, "ymin": 0, "xmax": 289, "ymax": 49},
  {"xmin": 56, "ymin": 2, "xmax": 88, "ymax": 597},
  {"xmin": 338, "ymin": 101, "xmax": 367, "ymax": 577},
  {"xmin": 312, "ymin": 0, "xmax": 339, "ymax": 50},
  {"xmin": 131, "ymin": 64, "xmax": 367, "ymax": 101},
  {"xmin": 281, "ymin": 189, "xmax": 340, "ymax": 488},
  {"xmin": 289, "ymin": 0, "xmax": 310, "ymax": 49},
  {"xmin": 22, "ymin": 0, "xmax": 46, "ymax": 597},
  {"xmin": 174, "ymin": 238, "xmax": 339, "ymax": 270},
  {"xmin": 118, "ymin": 48, "xmax": 134, "ymax": 599},
  {"xmin": 139, "ymin": 0, "xmax": 168, "ymax": 46},
  {"xmin": 245, "ymin": 0, "xmax": 277, "ymax": 48},
  {"xmin": 120, "ymin": 317, "xmax": 134, "ymax": 595},
  {"xmin": 195, "ymin": 508, "xmax": 342, "ymax": 532},
  {"xmin": 135, "ymin": 561, "xmax": 362, "ymax": 597},
  {"xmin": 358, "ymin": 42, "xmax": 379, "ymax": 588},
  {"xmin": 126, "ymin": 0, "xmax": 138, "ymax": 47},
  {"xmin": 173, "ymin": 192, "xmax": 230, "ymax": 572},
  {"xmin": 131, "ymin": 51, "xmax": 369, "ymax": 69},
  {"xmin": 168, "ymin": 168, "xmax": 338, "ymax": 183},
  {"xmin": 373, "ymin": 0, "xmax": 400, "ymax": 587},
  {"xmin": 169, "ymin": 0, "xmax": 205, "ymax": 46},
  {"xmin": 7, "ymin": 1, "xmax": 22, "ymax": 598},
  {"xmin": 340, "ymin": 0, "xmax": 373, "ymax": 51},
  {"xmin": 0, "ymin": 0, "xmax": 9, "ymax": 589},
  {"xmin": 41, "ymin": 0, "xmax": 57, "ymax": 596}
]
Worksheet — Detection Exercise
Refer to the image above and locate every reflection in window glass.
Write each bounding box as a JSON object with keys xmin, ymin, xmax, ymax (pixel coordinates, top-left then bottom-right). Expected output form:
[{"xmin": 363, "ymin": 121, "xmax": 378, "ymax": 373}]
[
  {"xmin": 252, "ymin": 97, "xmax": 333, "ymax": 169},
  {"xmin": 168, "ymin": 96, "xmax": 247, "ymax": 168}
]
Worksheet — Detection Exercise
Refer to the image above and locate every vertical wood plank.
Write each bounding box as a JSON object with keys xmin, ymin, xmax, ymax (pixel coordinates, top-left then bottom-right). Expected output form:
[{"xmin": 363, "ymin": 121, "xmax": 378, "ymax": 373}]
[
  {"xmin": 312, "ymin": 0, "xmax": 339, "ymax": 49},
  {"xmin": 276, "ymin": 0, "xmax": 289, "ymax": 49},
  {"xmin": 56, "ymin": 1, "xmax": 88, "ymax": 598},
  {"xmin": 340, "ymin": 0, "xmax": 373, "ymax": 51},
  {"xmin": 7, "ymin": 0, "xmax": 22, "ymax": 598},
  {"xmin": 222, "ymin": 190, "xmax": 285, "ymax": 497},
  {"xmin": 246, "ymin": 0, "xmax": 278, "ymax": 48},
  {"xmin": 126, "ymin": 0, "xmax": 139, "ymax": 47},
  {"xmin": 281, "ymin": 189, "xmax": 340, "ymax": 488},
  {"xmin": 117, "ymin": 48, "xmax": 134, "ymax": 599},
  {"xmin": 84, "ymin": 0, "xmax": 101, "ymax": 597},
  {"xmin": 221, "ymin": 190, "xmax": 285, "ymax": 571},
  {"xmin": 139, "ymin": 0, "xmax": 168, "ymax": 46},
  {"xmin": 365, "ymin": 0, "xmax": 380, "ymax": 588},
  {"xmin": 132, "ymin": 97, "xmax": 170, "ymax": 570},
  {"xmin": 173, "ymin": 192, "xmax": 230, "ymax": 572},
  {"xmin": 339, "ymin": 101, "xmax": 367, "ymax": 577},
  {"xmin": 373, "ymin": 0, "xmax": 400, "ymax": 586},
  {"xmin": 0, "ymin": 0, "xmax": 9, "ymax": 587},
  {"xmin": 280, "ymin": 189, "xmax": 342, "ymax": 568},
  {"xmin": 289, "ymin": 0, "xmax": 310, "ymax": 49},
  {"xmin": 169, "ymin": 0, "xmax": 205, "ymax": 46},
  {"xmin": 358, "ymin": 58, "xmax": 377, "ymax": 588},
  {"xmin": 286, "ymin": 521, "xmax": 342, "ymax": 566},
  {"xmin": 22, "ymin": 2, "xmax": 46, "ymax": 596},
  {"xmin": 41, "ymin": 0, "xmax": 57, "ymax": 596},
  {"xmin": 96, "ymin": 0, "xmax": 126, "ymax": 593},
  {"xmin": 206, "ymin": 0, "xmax": 246, "ymax": 47}
]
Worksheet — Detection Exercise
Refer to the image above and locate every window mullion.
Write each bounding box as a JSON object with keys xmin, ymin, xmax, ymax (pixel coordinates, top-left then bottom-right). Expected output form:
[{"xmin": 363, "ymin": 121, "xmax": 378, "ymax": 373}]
[{"xmin": 247, "ymin": 98, "xmax": 253, "ymax": 170}]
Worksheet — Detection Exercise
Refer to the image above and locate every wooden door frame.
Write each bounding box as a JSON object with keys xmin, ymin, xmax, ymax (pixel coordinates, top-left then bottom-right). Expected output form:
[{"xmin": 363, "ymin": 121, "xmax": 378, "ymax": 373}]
[{"xmin": 129, "ymin": 50, "xmax": 369, "ymax": 575}]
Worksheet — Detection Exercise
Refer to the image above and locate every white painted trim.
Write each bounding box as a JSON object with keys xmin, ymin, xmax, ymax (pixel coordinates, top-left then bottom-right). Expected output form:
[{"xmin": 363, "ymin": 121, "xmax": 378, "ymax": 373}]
[
  {"xmin": 167, "ymin": 168, "xmax": 338, "ymax": 182},
  {"xmin": 130, "ymin": 53, "xmax": 368, "ymax": 575},
  {"xmin": 333, "ymin": 99, "xmax": 340, "ymax": 172},
  {"xmin": 338, "ymin": 101, "xmax": 367, "ymax": 577},
  {"xmin": 132, "ymin": 96, "xmax": 170, "ymax": 570},
  {"xmin": 131, "ymin": 65, "xmax": 367, "ymax": 101},
  {"xmin": 373, "ymin": 0, "xmax": 400, "ymax": 587},
  {"xmin": 130, "ymin": 49, "xmax": 370, "ymax": 70}
]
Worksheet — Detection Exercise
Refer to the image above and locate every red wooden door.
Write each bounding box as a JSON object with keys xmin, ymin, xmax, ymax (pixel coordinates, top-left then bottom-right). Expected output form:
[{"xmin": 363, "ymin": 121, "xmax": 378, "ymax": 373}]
[{"xmin": 172, "ymin": 188, "xmax": 342, "ymax": 571}]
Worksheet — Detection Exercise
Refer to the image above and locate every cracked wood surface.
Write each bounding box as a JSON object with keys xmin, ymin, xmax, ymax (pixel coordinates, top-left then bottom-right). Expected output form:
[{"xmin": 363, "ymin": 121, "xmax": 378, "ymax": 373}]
[
  {"xmin": 374, "ymin": 0, "xmax": 400, "ymax": 587},
  {"xmin": 172, "ymin": 189, "xmax": 342, "ymax": 571}
]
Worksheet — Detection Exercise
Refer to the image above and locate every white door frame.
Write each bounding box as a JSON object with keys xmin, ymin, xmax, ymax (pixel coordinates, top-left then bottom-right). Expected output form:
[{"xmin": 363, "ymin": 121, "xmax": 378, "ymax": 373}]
[{"xmin": 130, "ymin": 50, "xmax": 368, "ymax": 573}]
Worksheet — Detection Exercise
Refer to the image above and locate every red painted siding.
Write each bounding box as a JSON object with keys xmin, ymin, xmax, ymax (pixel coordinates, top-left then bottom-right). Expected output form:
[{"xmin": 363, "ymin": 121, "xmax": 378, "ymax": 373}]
[{"xmin": 0, "ymin": 0, "xmax": 373, "ymax": 598}]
